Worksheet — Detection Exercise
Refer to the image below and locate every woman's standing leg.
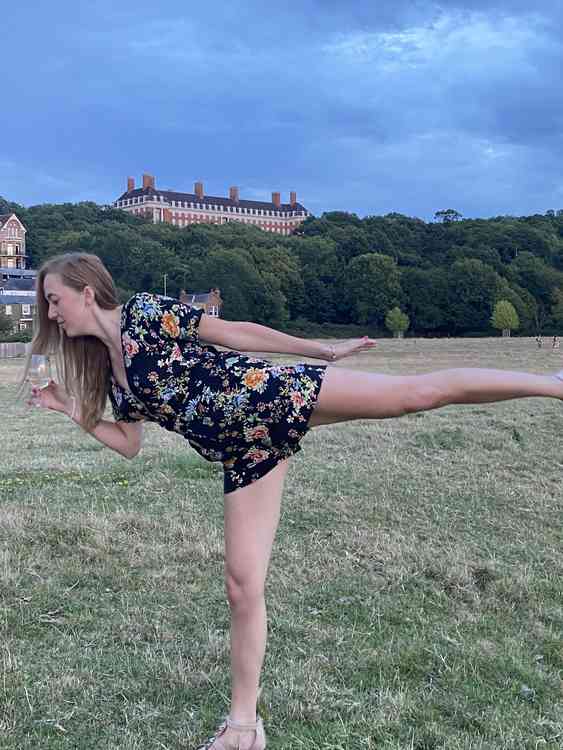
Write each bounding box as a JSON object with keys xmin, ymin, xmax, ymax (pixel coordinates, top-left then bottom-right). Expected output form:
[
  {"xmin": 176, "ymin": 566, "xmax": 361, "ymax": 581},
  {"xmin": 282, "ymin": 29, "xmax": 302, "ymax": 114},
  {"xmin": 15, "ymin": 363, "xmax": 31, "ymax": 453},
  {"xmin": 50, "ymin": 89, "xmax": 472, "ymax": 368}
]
[{"xmin": 205, "ymin": 460, "xmax": 289, "ymax": 749}]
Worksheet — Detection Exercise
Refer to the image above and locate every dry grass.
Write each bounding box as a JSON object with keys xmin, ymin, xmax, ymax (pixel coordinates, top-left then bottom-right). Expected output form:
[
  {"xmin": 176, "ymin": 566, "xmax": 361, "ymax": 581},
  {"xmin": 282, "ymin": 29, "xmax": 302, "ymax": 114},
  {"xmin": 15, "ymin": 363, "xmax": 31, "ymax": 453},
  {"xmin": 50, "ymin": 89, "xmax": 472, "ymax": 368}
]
[{"xmin": 1, "ymin": 338, "xmax": 562, "ymax": 749}]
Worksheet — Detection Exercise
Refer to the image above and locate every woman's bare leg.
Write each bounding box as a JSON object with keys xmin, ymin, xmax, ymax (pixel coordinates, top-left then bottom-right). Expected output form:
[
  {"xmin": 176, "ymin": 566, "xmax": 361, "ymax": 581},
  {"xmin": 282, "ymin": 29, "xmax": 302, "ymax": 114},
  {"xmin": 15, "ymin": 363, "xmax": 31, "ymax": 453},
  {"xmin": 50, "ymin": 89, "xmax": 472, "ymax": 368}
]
[
  {"xmin": 309, "ymin": 366, "xmax": 563, "ymax": 426},
  {"xmin": 210, "ymin": 460, "xmax": 289, "ymax": 750}
]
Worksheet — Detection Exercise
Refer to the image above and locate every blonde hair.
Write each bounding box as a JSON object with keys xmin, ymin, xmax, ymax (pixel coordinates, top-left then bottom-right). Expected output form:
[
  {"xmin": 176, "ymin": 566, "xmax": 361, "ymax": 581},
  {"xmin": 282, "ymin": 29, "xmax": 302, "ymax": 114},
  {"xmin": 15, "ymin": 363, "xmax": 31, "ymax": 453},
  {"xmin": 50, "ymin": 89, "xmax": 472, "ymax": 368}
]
[{"xmin": 24, "ymin": 252, "xmax": 120, "ymax": 431}]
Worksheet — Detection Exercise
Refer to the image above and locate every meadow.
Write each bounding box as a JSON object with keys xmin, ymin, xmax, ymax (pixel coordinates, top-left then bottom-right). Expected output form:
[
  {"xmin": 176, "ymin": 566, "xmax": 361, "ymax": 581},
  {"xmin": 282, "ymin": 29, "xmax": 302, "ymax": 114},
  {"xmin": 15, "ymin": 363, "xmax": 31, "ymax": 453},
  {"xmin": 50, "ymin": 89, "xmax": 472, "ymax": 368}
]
[{"xmin": 1, "ymin": 337, "xmax": 562, "ymax": 749}]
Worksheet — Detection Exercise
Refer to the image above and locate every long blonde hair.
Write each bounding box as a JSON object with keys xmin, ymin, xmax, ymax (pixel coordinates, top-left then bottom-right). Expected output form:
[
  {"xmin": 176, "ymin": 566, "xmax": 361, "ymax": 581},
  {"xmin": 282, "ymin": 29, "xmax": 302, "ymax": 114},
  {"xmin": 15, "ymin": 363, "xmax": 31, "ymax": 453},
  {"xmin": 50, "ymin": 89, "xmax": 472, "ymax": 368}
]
[{"xmin": 24, "ymin": 252, "xmax": 120, "ymax": 431}]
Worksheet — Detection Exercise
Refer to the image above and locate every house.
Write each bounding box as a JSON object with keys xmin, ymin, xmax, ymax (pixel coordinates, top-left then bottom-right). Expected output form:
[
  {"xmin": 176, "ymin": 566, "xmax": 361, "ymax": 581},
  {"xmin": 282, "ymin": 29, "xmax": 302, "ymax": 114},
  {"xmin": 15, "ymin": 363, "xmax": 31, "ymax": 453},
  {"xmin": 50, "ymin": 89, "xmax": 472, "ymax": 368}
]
[
  {"xmin": 115, "ymin": 174, "xmax": 310, "ymax": 236},
  {"xmin": 0, "ymin": 270, "xmax": 36, "ymax": 332},
  {"xmin": 0, "ymin": 213, "xmax": 28, "ymax": 269},
  {"xmin": 0, "ymin": 215, "xmax": 36, "ymax": 333},
  {"xmin": 179, "ymin": 288, "xmax": 222, "ymax": 317}
]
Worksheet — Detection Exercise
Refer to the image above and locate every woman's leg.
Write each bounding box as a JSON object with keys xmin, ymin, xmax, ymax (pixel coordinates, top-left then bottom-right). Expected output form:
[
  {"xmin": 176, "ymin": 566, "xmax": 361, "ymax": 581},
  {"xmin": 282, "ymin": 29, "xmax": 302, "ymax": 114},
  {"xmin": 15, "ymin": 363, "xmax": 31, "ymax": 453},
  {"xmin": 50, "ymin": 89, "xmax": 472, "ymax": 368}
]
[
  {"xmin": 309, "ymin": 366, "xmax": 563, "ymax": 426},
  {"xmin": 212, "ymin": 460, "xmax": 289, "ymax": 749}
]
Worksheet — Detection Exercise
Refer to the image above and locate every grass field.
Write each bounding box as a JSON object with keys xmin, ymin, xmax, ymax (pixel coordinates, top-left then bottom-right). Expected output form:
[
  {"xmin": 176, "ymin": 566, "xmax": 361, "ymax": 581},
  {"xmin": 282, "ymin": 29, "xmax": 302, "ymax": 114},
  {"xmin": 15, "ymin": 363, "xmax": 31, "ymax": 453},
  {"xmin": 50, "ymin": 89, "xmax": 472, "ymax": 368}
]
[{"xmin": 1, "ymin": 338, "xmax": 562, "ymax": 749}]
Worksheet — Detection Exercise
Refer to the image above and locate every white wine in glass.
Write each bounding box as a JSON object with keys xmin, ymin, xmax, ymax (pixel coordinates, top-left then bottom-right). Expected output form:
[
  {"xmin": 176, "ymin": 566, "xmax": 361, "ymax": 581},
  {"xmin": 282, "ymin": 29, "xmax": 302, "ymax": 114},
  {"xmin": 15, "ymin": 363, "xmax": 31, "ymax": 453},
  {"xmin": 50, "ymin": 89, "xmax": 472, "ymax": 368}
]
[{"xmin": 29, "ymin": 355, "xmax": 52, "ymax": 390}]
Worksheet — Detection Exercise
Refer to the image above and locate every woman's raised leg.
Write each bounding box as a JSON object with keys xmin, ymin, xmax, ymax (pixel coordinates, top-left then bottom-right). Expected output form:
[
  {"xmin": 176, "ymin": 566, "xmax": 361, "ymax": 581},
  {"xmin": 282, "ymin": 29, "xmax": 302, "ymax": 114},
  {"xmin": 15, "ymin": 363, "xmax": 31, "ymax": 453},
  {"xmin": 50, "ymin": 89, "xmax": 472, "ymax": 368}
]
[
  {"xmin": 202, "ymin": 460, "xmax": 289, "ymax": 750},
  {"xmin": 309, "ymin": 366, "xmax": 563, "ymax": 426}
]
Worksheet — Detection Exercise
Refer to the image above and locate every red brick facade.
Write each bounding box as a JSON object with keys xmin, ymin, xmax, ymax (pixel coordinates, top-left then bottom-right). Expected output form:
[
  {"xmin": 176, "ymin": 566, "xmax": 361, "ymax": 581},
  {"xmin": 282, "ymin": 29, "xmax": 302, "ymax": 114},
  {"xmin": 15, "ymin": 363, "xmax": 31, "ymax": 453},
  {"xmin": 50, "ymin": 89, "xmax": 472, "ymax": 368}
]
[
  {"xmin": 0, "ymin": 214, "xmax": 27, "ymax": 269},
  {"xmin": 114, "ymin": 175, "xmax": 309, "ymax": 236}
]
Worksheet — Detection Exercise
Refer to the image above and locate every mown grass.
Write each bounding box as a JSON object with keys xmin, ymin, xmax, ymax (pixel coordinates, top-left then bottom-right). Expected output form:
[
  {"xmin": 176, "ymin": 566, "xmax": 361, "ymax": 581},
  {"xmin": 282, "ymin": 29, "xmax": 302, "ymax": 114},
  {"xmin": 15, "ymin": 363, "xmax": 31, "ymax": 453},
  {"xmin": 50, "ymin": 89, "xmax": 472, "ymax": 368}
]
[{"xmin": 1, "ymin": 338, "xmax": 562, "ymax": 749}]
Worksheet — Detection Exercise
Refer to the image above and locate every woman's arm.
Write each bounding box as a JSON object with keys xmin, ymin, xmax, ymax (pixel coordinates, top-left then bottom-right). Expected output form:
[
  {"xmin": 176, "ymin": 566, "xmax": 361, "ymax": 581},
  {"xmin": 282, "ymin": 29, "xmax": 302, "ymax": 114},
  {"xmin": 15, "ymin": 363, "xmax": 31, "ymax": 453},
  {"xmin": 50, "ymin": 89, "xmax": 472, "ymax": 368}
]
[
  {"xmin": 198, "ymin": 315, "xmax": 377, "ymax": 361},
  {"xmin": 71, "ymin": 410, "xmax": 144, "ymax": 459},
  {"xmin": 31, "ymin": 383, "xmax": 144, "ymax": 459},
  {"xmin": 199, "ymin": 316, "xmax": 334, "ymax": 359}
]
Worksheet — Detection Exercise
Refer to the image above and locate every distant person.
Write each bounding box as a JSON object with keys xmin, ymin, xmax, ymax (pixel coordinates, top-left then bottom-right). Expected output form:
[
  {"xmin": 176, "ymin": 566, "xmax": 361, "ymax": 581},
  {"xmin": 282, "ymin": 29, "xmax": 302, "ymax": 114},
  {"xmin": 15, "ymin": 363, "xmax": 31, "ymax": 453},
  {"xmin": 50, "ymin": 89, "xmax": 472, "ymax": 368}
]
[
  {"xmin": 537, "ymin": 335, "xmax": 543, "ymax": 348},
  {"xmin": 553, "ymin": 336, "xmax": 560, "ymax": 349},
  {"xmin": 24, "ymin": 253, "xmax": 563, "ymax": 750}
]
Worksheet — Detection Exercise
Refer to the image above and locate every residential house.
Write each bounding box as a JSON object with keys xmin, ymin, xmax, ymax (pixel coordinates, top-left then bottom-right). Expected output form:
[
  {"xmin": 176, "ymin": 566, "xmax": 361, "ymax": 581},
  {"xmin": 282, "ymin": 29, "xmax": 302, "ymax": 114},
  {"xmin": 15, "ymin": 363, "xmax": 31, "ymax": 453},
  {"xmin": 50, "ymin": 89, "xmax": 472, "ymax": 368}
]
[
  {"xmin": 0, "ymin": 213, "xmax": 28, "ymax": 269},
  {"xmin": 179, "ymin": 288, "xmax": 222, "ymax": 317}
]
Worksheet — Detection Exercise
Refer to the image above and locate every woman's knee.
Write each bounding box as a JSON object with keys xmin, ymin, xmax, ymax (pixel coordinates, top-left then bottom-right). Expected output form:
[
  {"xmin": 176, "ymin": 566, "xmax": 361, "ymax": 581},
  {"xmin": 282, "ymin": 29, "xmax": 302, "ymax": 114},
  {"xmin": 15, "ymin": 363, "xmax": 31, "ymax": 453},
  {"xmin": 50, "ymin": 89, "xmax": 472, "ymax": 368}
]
[
  {"xmin": 225, "ymin": 570, "xmax": 265, "ymax": 611},
  {"xmin": 403, "ymin": 382, "xmax": 447, "ymax": 414}
]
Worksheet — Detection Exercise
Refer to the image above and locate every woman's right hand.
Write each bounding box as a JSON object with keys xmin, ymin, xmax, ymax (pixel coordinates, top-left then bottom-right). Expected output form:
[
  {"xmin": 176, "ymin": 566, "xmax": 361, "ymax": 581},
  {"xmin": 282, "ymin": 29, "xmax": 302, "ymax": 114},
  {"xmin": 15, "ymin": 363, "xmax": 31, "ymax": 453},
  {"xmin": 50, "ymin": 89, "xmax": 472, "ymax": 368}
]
[{"xmin": 29, "ymin": 380, "xmax": 73, "ymax": 416}]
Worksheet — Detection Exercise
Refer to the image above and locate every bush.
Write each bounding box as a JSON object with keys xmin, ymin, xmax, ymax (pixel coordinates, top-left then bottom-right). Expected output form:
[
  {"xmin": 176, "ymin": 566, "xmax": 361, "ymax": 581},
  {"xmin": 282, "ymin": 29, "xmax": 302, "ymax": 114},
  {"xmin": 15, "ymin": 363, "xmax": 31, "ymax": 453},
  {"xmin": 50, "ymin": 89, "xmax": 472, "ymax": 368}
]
[{"xmin": 0, "ymin": 330, "xmax": 33, "ymax": 343}]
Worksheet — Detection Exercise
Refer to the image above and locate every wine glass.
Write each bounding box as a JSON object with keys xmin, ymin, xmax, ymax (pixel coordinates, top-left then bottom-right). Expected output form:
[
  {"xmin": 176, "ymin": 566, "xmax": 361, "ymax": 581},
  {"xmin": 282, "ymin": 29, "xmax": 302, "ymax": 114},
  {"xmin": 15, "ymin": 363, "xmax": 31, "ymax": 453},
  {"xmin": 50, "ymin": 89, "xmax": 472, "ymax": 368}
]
[{"xmin": 28, "ymin": 355, "xmax": 52, "ymax": 392}]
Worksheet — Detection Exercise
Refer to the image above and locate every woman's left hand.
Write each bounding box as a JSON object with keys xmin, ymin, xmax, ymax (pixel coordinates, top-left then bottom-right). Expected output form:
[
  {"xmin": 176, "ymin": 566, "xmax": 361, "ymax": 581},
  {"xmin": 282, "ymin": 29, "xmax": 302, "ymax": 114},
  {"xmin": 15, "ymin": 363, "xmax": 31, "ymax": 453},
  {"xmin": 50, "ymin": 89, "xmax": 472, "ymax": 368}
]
[{"xmin": 327, "ymin": 336, "xmax": 377, "ymax": 362}]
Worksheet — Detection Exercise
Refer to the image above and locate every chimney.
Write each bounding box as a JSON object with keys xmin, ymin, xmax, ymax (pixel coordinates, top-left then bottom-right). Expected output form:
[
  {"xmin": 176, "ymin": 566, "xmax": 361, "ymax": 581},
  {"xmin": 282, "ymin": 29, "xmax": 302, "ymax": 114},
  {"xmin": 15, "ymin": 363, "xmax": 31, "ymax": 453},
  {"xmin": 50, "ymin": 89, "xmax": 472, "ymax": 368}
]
[
  {"xmin": 290, "ymin": 191, "xmax": 297, "ymax": 206},
  {"xmin": 272, "ymin": 192, "xmax": 281, "ymax": 208},
  {"xmin": 127, "ymin": 176, "xmax": 135, "ymax": 192},
  {"xmin": 229, "ymin": 186, "xmax": 240, "ymax": 203},
  {"xmin": 142, "ymin": 173, "xmax": 155, "ymax": 189},
  {"xmin": 194, "ymin": 181, "xmax": 204, "ymax": 199}
]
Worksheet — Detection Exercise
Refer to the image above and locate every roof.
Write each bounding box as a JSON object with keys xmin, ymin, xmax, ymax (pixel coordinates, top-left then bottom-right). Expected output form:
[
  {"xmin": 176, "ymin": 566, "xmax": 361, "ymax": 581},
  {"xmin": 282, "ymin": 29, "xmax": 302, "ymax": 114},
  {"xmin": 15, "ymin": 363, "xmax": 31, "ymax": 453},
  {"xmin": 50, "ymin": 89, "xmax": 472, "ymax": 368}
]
[
  {"xmin": 183, "ymin": 292, "xmax": 220, "ymax": 303},
  {"xmin": 0, "ymin": 267, "xmax": 36, "ymax": 276},
  {"xmin": 115, "ymin": 186, "xmax": 307, "ymax": 213},
  {"xmin": 0, "ymin": 277, "xmax": 35, "ymax": 292},
  {"xmin": 0, "ymin": 213, "xmax": 26, "ymax": 231},
  {"xmin": 0, "ymin": 295, "xmax": 35, "ymax": 306}
]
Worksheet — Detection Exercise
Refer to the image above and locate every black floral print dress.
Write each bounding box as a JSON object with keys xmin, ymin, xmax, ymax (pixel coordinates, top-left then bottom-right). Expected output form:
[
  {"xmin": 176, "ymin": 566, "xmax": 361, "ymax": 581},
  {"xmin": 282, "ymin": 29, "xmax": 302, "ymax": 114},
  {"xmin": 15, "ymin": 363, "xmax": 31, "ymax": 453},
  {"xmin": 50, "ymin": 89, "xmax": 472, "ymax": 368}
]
[{"xmin": 108, "ymin": 293, "xmax": 327, "ymax": 493}]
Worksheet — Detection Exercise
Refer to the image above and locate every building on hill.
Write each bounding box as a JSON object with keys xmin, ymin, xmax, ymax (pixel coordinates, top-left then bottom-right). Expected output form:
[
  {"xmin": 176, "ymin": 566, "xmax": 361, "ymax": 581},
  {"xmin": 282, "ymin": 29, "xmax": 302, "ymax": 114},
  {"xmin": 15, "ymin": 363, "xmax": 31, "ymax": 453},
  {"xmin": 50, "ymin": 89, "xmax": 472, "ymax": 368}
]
[
  {"xmin": 0, "ymin": 213, "xmax": 28, "ymax": 269},
  {"xmin": 114, "ymin": 174, "xmax": 310, "ymax": 235},
  {"xmin": 180, "ymin": 288, "xmax": 222, "ymax": 317},
  {"xmin": 0, "ymin": 268, "xmax": 36, "ymax": 332}
]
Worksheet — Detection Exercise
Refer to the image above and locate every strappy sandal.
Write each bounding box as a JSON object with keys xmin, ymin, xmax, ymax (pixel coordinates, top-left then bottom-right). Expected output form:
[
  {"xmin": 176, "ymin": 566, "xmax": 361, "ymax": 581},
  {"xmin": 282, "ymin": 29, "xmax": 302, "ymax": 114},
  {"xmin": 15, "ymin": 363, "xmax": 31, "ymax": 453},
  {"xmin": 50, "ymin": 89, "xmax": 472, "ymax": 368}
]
[{"xmin": 196, "ymin": 715, "xmax": 266, "ymax": 750}]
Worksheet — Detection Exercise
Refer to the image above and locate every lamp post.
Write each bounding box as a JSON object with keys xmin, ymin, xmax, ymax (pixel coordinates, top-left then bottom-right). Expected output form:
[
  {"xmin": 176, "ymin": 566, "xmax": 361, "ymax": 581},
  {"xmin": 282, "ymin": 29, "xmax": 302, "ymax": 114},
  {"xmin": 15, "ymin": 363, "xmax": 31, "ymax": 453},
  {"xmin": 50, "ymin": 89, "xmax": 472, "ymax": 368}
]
[{"xmin": 163, "ymin": 274, "xmax": 168, "ymax": 296}]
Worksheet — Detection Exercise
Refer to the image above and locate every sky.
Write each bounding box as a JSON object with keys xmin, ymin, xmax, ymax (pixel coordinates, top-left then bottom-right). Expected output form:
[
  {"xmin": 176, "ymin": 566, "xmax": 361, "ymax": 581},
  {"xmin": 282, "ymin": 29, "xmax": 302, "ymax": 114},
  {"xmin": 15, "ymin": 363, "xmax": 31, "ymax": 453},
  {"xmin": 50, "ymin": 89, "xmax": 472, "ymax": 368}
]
[{"xmin": 2, "ymin": 1, "xmax": 563, "ymax": 221}]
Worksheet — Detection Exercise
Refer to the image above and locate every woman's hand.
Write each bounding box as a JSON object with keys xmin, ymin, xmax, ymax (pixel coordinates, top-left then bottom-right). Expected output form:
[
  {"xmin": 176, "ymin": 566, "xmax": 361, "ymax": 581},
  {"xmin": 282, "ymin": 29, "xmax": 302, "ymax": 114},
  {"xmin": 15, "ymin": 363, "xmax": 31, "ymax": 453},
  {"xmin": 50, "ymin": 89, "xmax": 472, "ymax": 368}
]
[
  {"xmin": 28, "ymin": 379, "xmax": 74, "ymax": 417},
  {"xmin": 327, "ymin": 336, "xmax": 377, "ymax": 362}
]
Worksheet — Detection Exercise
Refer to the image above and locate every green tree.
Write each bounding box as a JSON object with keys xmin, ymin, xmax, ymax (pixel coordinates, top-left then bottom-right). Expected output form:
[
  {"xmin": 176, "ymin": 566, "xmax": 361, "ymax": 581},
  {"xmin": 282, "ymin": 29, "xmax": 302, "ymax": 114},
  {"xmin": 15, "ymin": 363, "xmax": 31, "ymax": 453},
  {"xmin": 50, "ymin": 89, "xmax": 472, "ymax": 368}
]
[
  {"xmin": 491, "ymin": 300, "xmax": 520, "ymax": 336},
  {"xmin": 385, "ymin": 307, "xmax": 410, "ymax": 338},
  {"xmin": 401, "ymin": 267, "xmax": 448, "ymax": 334},
  {"xmin": 434, "ymin": 208, "xmax": 463, "ymax": 223},
  {"xmin": 344, "ymin": 253, "xmax": 402, "ymax": 325},
  {"xmin": 445, "ymin": 259, "xmax": 503, "ymax": 334},
  {"xmin": 0, "ymin": 309, "xmax": 13, "ymax": 336}
]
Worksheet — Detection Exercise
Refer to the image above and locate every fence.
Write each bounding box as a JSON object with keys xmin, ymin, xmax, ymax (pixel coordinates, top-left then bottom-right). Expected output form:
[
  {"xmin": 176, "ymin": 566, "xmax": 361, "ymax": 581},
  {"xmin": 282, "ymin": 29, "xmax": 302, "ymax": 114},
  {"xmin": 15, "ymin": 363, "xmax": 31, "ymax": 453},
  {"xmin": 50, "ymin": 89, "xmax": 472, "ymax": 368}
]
[{"xmin": 0, "ymin": 342, "xmax": 29, "ymax": 359}]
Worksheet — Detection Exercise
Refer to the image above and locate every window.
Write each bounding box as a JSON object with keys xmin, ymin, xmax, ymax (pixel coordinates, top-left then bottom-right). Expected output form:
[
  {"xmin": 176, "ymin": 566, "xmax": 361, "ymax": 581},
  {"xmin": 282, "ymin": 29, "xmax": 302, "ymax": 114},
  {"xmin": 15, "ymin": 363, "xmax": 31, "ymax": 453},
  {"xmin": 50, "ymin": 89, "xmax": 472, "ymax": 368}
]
[
  {"xmin": 22, "ymin": 304, "xmax": 31, "ymax": 315},
  {"xmin": 5, "ymin": 305, "xmax": 12, "ymax": 315},
  {"xmin": 209, "ymin": 305, "xmax": 218, "ymax": 316},
  {"xmin": 7, "ymin": 245, "xmax": 14, "ymax": 255}
]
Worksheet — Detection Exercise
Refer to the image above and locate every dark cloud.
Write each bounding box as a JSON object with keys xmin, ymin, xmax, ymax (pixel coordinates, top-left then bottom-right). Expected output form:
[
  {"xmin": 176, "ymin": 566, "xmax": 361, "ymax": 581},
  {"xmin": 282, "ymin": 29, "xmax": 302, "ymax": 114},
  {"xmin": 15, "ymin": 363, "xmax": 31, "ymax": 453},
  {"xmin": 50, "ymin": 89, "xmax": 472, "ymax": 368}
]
[{"xmin": 2, "ymin": 1, "xmax": 563, "ymax": 217}]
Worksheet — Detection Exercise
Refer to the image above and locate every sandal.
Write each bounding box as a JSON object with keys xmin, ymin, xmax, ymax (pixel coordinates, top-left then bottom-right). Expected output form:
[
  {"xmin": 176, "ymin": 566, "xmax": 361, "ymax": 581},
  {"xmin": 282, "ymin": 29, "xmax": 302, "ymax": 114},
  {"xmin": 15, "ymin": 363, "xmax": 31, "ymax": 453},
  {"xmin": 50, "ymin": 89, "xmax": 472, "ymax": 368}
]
[{"xmin": 196, "ymin": 715, "xmax": 266, "ymax": 750}]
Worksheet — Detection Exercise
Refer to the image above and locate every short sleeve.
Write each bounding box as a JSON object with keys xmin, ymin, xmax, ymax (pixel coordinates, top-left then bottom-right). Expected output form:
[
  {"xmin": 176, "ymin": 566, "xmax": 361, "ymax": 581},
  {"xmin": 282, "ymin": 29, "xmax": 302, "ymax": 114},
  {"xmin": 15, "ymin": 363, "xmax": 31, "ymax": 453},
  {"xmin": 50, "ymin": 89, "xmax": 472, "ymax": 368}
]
[
  {"xmin": 107, "ymin": 381, "xmax": 145, "ymax": 423},
  {"xmin": 128, "ymin": 293, "xmax": 203, "ymax": 346}
]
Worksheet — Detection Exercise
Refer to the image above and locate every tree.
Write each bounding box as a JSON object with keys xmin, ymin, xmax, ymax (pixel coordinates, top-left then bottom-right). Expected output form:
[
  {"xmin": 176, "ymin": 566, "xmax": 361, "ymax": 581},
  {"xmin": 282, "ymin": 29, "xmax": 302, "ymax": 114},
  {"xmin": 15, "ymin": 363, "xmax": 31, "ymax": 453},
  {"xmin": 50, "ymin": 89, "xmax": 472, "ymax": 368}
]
[
  {"xmin": 385, "ymin": 307, "xmax": 410, "ymax": 338},
  {"xmin": 0, "ymin": 309, "xmax": 13, "ymax": 336},
  {"xmin": 401, "ymin": 267, "xmax": 448, "ymax": 334},
  {"xmin": 445, "ymin": 259, "xmax": 503, "ymax": 334},
  {"xmin": 491, "ymin": 300, "xmax": 519, "ymax": 337},
  {"xmin": 344, "ymin": 253, "xmax": 402, "ymax": 325},
  {"xmin": 434, "ymin": 208, "xmax": 463, "ymax": 223}
]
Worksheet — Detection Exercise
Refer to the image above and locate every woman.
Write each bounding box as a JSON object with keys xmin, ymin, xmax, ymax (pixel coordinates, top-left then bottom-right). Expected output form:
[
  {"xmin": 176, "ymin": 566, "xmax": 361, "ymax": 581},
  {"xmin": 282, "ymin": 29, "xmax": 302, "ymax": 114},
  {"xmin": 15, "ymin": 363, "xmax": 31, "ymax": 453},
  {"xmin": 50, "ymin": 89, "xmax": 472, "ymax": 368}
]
[{"xmin": 27, "ymin": 252, "xmax": 563, "ymax": 750}]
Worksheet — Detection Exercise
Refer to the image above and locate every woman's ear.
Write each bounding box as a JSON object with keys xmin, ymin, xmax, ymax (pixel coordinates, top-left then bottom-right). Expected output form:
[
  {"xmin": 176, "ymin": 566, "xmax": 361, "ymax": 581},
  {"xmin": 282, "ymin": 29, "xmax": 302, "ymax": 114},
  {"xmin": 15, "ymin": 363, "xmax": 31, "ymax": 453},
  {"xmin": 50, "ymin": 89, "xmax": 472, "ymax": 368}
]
[{"xmin": 83, "ymin": 285, "xmax": 96, "ymax": 306}]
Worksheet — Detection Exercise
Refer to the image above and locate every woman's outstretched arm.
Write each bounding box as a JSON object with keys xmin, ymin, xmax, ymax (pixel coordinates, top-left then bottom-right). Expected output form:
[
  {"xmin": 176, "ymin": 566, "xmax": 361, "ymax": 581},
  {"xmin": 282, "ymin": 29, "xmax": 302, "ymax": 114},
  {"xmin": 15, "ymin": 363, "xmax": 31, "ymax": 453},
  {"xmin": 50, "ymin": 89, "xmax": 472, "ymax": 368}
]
[{"xmin": 198, "ymin": 315, "xmax": 376, "ymax": 361}]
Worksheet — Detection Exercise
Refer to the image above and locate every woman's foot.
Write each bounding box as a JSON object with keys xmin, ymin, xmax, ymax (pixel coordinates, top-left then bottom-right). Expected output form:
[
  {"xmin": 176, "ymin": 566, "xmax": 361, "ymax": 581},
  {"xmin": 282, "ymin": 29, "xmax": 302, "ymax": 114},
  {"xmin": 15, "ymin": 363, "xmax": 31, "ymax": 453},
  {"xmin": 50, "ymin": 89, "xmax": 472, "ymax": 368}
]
[{"xmin": 196, "ymin": 715, "xmax": 265, "ymax": 750}]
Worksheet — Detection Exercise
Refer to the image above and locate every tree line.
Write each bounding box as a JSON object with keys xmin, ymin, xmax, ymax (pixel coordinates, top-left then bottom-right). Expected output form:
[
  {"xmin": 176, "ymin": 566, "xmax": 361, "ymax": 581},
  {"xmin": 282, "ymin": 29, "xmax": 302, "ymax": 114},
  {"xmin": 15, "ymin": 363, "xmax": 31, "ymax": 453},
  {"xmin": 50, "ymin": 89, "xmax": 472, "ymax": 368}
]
[{"xmin": 3, "ymin": 195, "xmax": 563, "ymax": 336}]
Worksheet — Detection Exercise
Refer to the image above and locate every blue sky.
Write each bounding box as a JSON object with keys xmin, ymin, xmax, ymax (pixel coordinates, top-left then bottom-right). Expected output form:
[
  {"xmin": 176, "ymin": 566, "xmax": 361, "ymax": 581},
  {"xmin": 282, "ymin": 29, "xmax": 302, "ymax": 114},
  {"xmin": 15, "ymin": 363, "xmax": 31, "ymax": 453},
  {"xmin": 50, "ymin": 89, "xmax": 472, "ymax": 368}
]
[{"xmin": 2, "ymin": 1, "xmax": 563, "ymax": 220}]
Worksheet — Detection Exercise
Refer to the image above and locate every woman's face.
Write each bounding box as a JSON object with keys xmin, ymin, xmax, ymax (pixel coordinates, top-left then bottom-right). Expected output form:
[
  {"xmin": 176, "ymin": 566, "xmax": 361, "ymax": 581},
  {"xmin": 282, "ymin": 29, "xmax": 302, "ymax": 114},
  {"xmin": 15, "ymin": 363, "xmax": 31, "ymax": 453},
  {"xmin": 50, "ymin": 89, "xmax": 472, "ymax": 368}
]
[{"xmin": 43, "ymin": 273, "xmax": 89, "ymax": 337}]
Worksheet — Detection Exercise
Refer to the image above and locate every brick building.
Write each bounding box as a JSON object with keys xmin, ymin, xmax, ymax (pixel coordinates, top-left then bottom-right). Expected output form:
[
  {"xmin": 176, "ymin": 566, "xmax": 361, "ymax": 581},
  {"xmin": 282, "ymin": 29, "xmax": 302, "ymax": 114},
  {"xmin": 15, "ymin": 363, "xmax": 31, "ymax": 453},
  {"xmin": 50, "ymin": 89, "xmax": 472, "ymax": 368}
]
[
  {"xmin": 114, "ymin": 174, "xmax": 310, "ymax": 235},
  {"xmin": 0, "ymin": 215, "xmax": 36, "ymax": 333},
  {"xmin": 180, "ymin": 288, "xmax": 222, "ymax": 317},
  {"xmin": 0, "ymin": 213, "xmax": 28, "ymax": 269}
]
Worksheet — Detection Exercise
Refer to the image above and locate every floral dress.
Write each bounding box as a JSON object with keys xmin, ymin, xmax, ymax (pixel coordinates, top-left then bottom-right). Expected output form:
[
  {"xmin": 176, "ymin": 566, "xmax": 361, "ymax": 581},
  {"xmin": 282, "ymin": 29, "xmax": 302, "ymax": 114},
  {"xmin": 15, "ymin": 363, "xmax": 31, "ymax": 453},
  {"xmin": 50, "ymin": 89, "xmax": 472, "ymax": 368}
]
[{"xmin": 108, "ymin": 293, "xmax": 327, "ymax": 493}]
